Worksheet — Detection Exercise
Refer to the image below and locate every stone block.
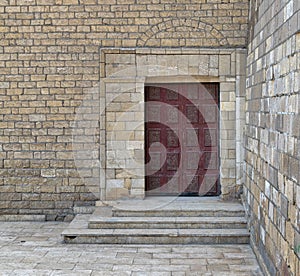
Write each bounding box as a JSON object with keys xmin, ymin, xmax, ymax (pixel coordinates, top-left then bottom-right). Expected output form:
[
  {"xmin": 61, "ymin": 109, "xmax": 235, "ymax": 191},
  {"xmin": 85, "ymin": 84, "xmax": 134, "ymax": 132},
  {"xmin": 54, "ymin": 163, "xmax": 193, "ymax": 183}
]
[
  {"xmin": 280, "ymin": 194, "xmax": 289, "ymax": 219},
  {"xmin": 131, "ymin": 178, "xmax": 144, "ymax": 189},
  {"xmin": 0, "ymin": 82, "xmax": 9, "ymax": 88},
  {"xmin": 107, "ymin": 179, "xmax": 124, "ymax": 189},
  {"xmin": 106, "ymin": 188, "xmax": 129, "ymax": 200},
  {"xmin": 219, "ymin": 55, "xmax": 231, "ymax": 76},
  {"xmin": 296, "ymin": 185, "xmax": 300, "ymax": 209},
  {"xmin": 221, "ymin": 102, "xmax": 235, "ymax": 111},
  {"xmin": 294, "ymin": 230, "xmax": 300, "ymax": 258}
]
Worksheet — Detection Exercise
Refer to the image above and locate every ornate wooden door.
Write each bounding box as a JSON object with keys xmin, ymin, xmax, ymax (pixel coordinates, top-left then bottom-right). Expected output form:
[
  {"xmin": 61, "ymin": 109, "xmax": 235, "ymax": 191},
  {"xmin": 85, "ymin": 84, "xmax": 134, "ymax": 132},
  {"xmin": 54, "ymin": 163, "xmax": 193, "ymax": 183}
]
[{"xmin": 145, "ymin": 83, "xmax": 219, "ymax": 196}]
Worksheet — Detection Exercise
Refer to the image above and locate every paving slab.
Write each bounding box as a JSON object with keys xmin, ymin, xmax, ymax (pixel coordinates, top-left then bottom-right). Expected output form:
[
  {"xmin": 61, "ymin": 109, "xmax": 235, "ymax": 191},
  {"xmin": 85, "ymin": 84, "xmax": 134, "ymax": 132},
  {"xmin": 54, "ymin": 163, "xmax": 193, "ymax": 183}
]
[{"xmin": 0, "ymin": 221, "xmax": 263, "ymax": 275}]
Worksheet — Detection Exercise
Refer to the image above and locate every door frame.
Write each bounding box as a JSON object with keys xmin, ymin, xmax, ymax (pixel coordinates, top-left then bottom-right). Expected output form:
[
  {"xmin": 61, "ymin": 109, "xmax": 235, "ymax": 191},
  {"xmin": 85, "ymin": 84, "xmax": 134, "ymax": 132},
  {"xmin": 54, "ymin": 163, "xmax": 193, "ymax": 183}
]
[{"xmin": 98, "ymin": 48, "xmax": 246, "ymax": 201}]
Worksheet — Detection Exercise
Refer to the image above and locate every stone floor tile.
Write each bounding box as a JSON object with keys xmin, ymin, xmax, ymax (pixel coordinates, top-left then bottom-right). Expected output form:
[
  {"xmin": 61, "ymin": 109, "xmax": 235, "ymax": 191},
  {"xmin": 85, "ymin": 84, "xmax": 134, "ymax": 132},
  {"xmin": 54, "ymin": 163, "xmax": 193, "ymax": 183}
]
[
  {"xmin": 189, "ymin": 264, "xmax": 208, "ymax": 271},
  {"xmin": 137, "ymin": 247, "xmax": 172, "ymax": 253},
  {"xmin": 116, "ymin": 252, "xmax": 151, "ymax": 258},
  {"xmin": 0, "ymin": 262, "xmax": 36, "ymax": 270},
  {"xmin": 74, "ymin": 263, "xmax": 113, "ymax": 270},
  {"xmin": 91, "ymin": 272, "xmax": 131, "ymax": 276},
  {"xmin": 11, "ymin": 269, "xmax": 52, "ymax": 276},
  {"xmin": 186, "ymin": 272, "xmax": 212, "ymax": 276},
  {"xmin": 153, "ymin": 253, "xmax": 189, "ymax": 259},
  {"xmin": 133, "ymin": 258, "xmax": 170, "ymax": 265},
  {"xmin": 50, "ymin": 270, "xmax": 92, "ymax": 275},
  {"xmin": 112, "ymin": 264, "xmax": 153, "ymax": 271},
  {"xmin": 244, "ymin": 258, "xmax": 261, "ymax": 265},
  {"xmin": 207, "ymin": 273, "xmax": 260, "ymax": 276},
  {"xmin": 34, "ymin": 263, "xmax": 75, "ymax": 270},
  {"xmin": 188, "ymin": 252, "xmax": 224, "ymax": 259},
  {"xmin": 207, "ymin": 264, "xmax": 230, "ymax": 271},
  {"xmin": 207, "ymin": 258, "xmax": 245, "ymax": 265},
  {"xmin": 229, "ymin": 264, "xmax": 262, "ymax": 272},
  {"xmin": 171, "ymin": 272, "xmax": 186, "ymax": 276},
  {"xmin": 224, "ymin": 252, "xmax": 255, "ymax": 258},
  {"xmin": 171, "ymin": 258, "xmax": 207, "ymax": 265},
  {"xmin": 80, "ymin": 251, "xmax": 117, "ymax": 258},
  {"xmin": 115, "ymin": 247, "xmax": 139, "ymax": 253},
  {"xmin": 132, "ymin": 272, "xmax": 171, "ymax": 276},
  {"xmin": 0, "ymin": 270, "xmax": 13, "ymax": 276}
]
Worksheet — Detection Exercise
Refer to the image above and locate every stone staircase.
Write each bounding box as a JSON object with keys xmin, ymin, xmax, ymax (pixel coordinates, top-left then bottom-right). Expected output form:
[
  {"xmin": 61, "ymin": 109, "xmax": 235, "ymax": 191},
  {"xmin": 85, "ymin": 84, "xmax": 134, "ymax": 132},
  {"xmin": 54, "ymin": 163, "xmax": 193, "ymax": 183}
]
[{"xmin": 62, "ymin": 197, "xmax": 250, "ymax": 244}]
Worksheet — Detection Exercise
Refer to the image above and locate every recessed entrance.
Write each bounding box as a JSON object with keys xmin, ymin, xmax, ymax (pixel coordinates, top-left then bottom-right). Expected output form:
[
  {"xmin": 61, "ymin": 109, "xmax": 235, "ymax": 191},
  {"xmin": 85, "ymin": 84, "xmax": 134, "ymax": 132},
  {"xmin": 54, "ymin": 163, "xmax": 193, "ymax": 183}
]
[
  {"xmin": 100, "ymin": 48, "xmax": 245, "ymax": 200},
  {"xmin": 145, "ymin": 83, "xmax": 220, "ymax": 196}
]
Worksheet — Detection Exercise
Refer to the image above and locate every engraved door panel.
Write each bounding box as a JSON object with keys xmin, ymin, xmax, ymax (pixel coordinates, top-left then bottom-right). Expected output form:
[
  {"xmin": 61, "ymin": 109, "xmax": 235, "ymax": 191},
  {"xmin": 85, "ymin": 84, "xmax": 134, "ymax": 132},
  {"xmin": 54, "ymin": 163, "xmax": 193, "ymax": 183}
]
[{"xmin": 145, "ymin": 84, "xmax": 219, "ymax": 196}]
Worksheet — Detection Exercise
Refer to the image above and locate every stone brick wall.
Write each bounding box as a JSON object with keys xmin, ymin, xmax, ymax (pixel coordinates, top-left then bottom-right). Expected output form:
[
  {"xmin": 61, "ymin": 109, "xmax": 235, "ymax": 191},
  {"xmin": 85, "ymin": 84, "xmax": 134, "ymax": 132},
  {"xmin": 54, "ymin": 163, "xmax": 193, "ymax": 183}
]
[
  {"xmin": 244, "ymin": 0, "xmax": 300, "ymax": 274},
  {"xmin": 0, "ymin": 0, "xmax": 249, "ymax": 219}
]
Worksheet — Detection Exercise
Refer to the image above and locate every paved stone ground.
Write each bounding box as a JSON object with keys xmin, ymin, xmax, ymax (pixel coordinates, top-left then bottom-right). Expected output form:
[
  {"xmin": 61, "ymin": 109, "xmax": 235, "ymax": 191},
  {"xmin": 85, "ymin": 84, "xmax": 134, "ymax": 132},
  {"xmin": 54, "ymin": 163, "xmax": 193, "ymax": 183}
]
[{"xmin": 0, "ymin": 221, "xmax": 263, "ymax": 276}]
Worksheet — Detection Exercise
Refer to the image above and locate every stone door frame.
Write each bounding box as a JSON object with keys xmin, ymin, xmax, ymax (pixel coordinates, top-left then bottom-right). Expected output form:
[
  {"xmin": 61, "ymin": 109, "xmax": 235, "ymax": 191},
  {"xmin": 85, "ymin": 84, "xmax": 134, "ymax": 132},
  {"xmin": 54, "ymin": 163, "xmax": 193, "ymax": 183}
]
[{"xmin": 99, "ymin": 48, "xmax": 246, "ymax": 201}]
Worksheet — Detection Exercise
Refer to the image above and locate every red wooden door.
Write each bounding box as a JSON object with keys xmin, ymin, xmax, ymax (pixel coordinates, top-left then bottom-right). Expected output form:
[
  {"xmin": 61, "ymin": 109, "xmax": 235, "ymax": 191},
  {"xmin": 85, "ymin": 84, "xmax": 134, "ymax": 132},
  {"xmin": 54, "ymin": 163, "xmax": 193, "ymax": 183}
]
[{"xmin": 145, "ymin": 83, "xmax": 219, "ymax": 196}]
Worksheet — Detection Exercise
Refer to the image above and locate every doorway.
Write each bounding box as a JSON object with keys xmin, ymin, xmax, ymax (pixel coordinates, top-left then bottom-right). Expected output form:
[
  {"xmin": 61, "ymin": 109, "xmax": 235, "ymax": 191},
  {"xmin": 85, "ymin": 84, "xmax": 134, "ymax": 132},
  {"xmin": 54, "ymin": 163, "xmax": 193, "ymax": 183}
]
[{"xmin": 145, "ymin": 83, "xmax": 220, "ymax": 196}]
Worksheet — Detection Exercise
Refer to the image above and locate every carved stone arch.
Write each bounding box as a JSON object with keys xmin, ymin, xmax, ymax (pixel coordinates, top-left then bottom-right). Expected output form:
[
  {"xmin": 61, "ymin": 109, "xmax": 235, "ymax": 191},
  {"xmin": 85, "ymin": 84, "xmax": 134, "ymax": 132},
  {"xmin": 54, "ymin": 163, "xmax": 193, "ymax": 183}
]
[{"xmin": 137, "ymin": 18, "xmax": 229, "ymax": 47}]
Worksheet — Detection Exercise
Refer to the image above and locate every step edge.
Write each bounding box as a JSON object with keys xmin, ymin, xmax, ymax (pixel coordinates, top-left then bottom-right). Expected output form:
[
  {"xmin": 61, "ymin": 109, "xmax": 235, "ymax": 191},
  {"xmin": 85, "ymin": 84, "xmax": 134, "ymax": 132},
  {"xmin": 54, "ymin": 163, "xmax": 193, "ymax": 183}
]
[
  {"xmin": 62, "ymin": 229, "xmax": 250, "ymax": 237},
  {"xmin": 89, "ymin": 217, "xmax": 247, "ymax": 222}
]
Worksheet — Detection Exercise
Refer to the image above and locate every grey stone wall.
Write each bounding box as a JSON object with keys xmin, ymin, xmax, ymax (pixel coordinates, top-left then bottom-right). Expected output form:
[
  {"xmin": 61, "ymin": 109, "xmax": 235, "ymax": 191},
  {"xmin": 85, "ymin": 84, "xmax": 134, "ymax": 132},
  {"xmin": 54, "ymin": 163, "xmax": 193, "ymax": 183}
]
[{"xmin": 244, "ymin": 0, "xmax": 300, "ymax": 274}]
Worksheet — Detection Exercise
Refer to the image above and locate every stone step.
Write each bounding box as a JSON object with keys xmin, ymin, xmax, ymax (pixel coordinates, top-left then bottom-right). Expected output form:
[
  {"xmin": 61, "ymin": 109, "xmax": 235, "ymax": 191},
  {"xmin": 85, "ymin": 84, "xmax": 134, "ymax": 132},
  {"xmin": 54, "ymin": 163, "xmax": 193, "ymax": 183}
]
[
  {"xmin": 112, "ymin": 208, "xmax": 245, "ymax": 218},
  {"xmin": 111, "ymin": 199, "xmax": 246, "ymax": 217},
  {"xmin": 88, "ymin": 216, "xmax": 248, "ymax": 229},
  {"xmin": 62, "ymin": 215, "xmax": 250, "ymax": 245}
]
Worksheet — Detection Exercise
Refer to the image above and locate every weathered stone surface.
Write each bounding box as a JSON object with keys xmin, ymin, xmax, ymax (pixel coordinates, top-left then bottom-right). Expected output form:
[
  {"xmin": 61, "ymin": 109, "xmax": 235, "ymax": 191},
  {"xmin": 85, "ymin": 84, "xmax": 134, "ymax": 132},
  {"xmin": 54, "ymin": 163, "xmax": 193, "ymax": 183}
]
[
  {"xmin": 244, "ymin": 0, "xmax": 300, "ymax": 275},
  {"xmin": 63, "ymin": 198, "xmax": 250, "ymax": 245},
  {"xmin": 0, "ymin": 220, "xmax": 264, "ymax": 274},
  {"xmin": 0, "ymin": 0, "xmax": 250, "ymax": 216}
]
